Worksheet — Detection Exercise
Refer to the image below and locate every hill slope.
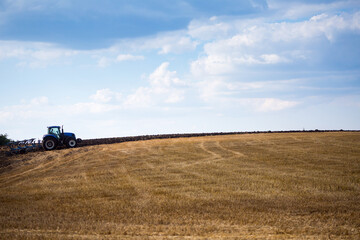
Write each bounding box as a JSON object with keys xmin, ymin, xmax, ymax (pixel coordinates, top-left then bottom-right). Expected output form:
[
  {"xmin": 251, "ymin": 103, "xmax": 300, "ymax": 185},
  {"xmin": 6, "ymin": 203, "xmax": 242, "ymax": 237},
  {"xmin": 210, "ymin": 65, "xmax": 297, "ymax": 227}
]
[{"xmin": 0, "ymin": 132, "xmax": 359, "ymax": 239}]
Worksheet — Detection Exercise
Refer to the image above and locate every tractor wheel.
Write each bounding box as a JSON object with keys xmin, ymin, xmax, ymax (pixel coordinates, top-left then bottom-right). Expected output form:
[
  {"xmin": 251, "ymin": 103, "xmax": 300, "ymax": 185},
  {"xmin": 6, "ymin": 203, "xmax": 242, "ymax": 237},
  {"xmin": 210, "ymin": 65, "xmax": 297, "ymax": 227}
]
[
  {"xmin": 66, "ymin": 138, "xmax": 77, "ymax": 148},
  {"xmin": 43, "ymin": 137, "xmax": 58, "ymax": 151}
]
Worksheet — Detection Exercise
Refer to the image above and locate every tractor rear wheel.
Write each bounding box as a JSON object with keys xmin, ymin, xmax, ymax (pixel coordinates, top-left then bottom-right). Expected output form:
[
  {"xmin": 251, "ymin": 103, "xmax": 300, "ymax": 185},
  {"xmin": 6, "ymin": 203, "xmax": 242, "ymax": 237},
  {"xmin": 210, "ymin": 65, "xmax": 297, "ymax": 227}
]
[
  {"xmin": 66, "ymin": 138, "xmax": 77, "ymax": 148},
  {"xmin": 43, "ymin": 137, "xmax": 58, "ymax": 151}
]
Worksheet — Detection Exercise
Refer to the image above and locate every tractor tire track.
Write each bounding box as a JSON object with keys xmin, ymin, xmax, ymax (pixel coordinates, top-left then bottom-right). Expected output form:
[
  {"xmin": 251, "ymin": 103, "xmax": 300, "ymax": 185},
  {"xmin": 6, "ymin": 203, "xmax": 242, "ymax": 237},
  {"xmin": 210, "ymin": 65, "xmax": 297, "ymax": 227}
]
[
  {"xmin": 103, "ymin": 149, "xmax": 153, "ymax": 208},
  {"xmin": 199, "ymin": 141, "xmax": 222, "ymax": 161},
  {"xmin": 216, "ymin": 141, "xmax": 246, "ymax": 157},
  {"xmin": 0, "ymin": 150, "xmax": 90, "ymax": 186}
]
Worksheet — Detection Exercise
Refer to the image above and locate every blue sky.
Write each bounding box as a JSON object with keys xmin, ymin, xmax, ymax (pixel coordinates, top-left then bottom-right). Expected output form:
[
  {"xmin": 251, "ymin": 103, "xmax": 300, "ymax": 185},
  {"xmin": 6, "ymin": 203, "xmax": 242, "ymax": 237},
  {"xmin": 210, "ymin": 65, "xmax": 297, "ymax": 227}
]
[{"xmin": 0, "ymin": 0, "xmax": 359, "ymax": 140}]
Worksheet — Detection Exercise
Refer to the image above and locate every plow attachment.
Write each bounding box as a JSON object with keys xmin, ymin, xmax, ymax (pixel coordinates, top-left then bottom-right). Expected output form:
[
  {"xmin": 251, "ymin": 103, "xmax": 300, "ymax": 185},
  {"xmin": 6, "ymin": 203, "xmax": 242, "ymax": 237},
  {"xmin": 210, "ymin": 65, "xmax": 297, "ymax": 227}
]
[{"xmin": 7, "ymin": 138, "xmax": 42, "ymax": 155}]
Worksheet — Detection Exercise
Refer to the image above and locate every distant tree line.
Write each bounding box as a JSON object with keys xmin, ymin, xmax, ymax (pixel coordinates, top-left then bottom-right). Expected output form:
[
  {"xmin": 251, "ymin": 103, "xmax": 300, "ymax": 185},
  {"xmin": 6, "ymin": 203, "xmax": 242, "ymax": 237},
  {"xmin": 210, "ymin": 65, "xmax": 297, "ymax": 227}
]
[{"xmin": 0, "ymin": 134, "xmax": 11, "ymax": 146}]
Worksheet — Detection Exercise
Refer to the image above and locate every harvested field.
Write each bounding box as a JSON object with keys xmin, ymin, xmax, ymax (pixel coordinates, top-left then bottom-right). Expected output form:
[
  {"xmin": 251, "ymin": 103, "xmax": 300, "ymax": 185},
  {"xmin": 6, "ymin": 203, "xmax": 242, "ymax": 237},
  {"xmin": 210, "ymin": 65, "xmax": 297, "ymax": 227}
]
[{"xmin": 0, "ymin": 132, "xmax": 359, "ymax": 239}]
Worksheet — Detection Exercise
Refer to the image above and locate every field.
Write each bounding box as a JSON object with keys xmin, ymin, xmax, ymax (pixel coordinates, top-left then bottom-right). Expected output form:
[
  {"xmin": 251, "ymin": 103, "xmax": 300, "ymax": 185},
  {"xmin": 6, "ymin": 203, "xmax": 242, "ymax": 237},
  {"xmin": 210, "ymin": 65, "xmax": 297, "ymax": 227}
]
[{"xmin": 0, "ymin": 132, "xmax": 359, "ymax": 239}]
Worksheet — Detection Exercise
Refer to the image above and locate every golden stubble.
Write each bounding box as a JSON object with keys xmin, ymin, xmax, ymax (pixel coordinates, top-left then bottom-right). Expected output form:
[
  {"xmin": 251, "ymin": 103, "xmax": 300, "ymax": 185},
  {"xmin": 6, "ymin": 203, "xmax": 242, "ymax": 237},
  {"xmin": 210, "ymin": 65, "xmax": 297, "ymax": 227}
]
[{"xmin": 0, "ymin": 132, "xmax": 359, "ymax": 239}]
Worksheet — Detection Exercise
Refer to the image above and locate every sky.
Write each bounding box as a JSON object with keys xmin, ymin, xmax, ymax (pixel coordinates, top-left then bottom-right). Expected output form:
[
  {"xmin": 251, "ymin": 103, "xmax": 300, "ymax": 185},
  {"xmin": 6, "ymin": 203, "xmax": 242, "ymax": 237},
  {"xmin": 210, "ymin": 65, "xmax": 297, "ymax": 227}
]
[{"xmin": 0, "ymin": 0, "xmax": 360, "ymax": 140}]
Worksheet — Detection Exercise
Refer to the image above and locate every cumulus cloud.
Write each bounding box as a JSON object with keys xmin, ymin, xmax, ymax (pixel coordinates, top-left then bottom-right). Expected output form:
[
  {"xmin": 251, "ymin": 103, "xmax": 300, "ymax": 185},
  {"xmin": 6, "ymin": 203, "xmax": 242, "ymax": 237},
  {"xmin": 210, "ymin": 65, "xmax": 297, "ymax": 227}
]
[
  {"xmin": 188, "ymin": 10, "xmax": 360, "ymax": 112},
  {"xmin": 123, "ymin": 87, "xmax": 153, "ymax": 108},
  {"xmin": 124, "ymin": 62, "xmax": 186, "ymax": 108},
  {"xmin": 90, "ymin": 89, "xmax": 122, "ymax": 103},
  {"xmin": 0, "ymin": 63, "xmax": 186, "ymax": 124},
  {"xmin": 191, "ymin": 11, "xmax": 360, "ymax": 79},
  {"xmin": 148, "ymin": 62, "xmax": 182, "ymax": 87}
]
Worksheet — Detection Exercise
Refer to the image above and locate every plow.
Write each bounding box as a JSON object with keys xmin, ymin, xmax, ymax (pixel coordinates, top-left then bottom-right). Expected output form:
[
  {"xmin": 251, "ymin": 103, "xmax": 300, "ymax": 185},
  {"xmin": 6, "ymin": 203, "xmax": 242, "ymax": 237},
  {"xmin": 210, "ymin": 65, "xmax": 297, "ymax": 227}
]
[{"xmin": 7, "ymin": 138, "xmax": 42, "ymax": 154}]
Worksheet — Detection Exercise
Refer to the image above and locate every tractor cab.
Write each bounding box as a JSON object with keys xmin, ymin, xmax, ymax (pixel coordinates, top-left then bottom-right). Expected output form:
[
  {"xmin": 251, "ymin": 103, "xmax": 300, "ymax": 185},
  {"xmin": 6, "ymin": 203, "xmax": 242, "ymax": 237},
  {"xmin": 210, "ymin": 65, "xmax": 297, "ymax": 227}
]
[{"xmin": 48, "ymin": 126, "xmax": 62, "ymax": 138}]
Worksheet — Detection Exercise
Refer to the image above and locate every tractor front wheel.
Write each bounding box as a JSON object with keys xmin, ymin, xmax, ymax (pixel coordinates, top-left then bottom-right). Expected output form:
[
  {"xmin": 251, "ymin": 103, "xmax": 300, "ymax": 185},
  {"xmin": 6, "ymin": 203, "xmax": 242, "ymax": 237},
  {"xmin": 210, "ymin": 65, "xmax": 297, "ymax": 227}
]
[
  {"xmin": 43, "ymin": 137, "xmax": 58, "ymax": 151},
  {"xmin": 66, "ymin": 138, "xmax": 77, "ymax": 148}
]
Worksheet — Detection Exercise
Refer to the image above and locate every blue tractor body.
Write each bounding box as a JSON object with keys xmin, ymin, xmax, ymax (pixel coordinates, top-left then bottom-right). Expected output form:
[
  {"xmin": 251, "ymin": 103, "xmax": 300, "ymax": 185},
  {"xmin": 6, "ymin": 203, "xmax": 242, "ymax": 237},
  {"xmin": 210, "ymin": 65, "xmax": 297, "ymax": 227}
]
[{"xmin": 42, "ymin": 126, "xmax": 81, "ymax": 150}]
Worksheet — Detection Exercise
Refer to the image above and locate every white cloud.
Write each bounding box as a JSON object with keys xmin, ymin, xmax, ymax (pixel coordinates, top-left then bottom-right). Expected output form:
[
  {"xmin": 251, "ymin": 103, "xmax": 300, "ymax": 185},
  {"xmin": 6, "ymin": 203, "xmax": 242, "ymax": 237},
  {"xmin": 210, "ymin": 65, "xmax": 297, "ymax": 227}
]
[
  {"xmin": 269, "ymin": 0, "xmax": 360, "ymax": 20},
  {"xmin": 90, "ymin": 89, "xmax": 122, "ymax": 103},
  {"xmin": 260, "ymin": 54, "xmax": 287, "ymax": 64},
  {"xmin": 116, "ymin": 54, "xmax": 144, "ymax": 61},
  {"xmin": 0, "ymin": 41, "xmax": 145, "ymax": 69},
  {"xmin": 0, "ymin": 64, "xmax": 186, "ymax": 123},
  {"xmin": 96, "ymin": 54, "xmax": 144, "ymax": 67},
  {"xmin": 0, "ymin": 41, "xmax": 78, "ymax": 67},
  {"xmin": 114, "ymin": 31, "xmax": 199, "ymax": 55},
  {"xmin": 157, "ymin": 36, "xmax": 199, "ymax": 54},
  {"xmin": 188, "ymin": 18, "xmax": 233, "ymax": 40},
  {"xmin": 123, "ymin": 87, "xmax": 153, "ymax": 108},
  {"xmin": 216, "ymin": 97, "xmax": 300, "ymax": 112},
  {"xmin": 189, "ymin": 12, "xmax": 360, "ymax": 109},
  {"xmin": 197, "ymin": 77, "xmax": 307, "ymax": 102},
  {"xmin": 0, "ymin": 94, "xmax": 124, "ymax": 125},
  {"xmin": 148, "ymin": 62, "xmax": 182, "ymax": 87},
  {"xmin": 190, "ymin": 11, "xmax": 360, "ymax": 79},
  {"xmin": 0, "ymin": 96, "xmax": 52, "ymax": 123},
  {"xmin": 29, "ymin": 96, "xmax": 49, "ymax": 105},
  {"xmin": 191, "ymin": 55, "xmax": 235, "ymax": 77},
  {"xmin": 64, "ymin": 102, "xmax": 121, "ymax": 114},
  {"xmin": 194, "ymin": 80, "xmax": 300, "ymax": 111},
  {"xmin": 124, "ymin": 62, "xmax": 185, "ymax": 108},
  {"xmin": 97, "ymin": 57, "xmax": 111, "ymax": 68},
  {"xmin": 0, "ymin": 111, "xmax": 13, "ymax": 123},
  {"xmin": 197, "ymin": 78, "xmax": 228, "ymax": 101},
  {"xmin": 250, "ymin": 98, "xmax": 299, "ymax": 112}
]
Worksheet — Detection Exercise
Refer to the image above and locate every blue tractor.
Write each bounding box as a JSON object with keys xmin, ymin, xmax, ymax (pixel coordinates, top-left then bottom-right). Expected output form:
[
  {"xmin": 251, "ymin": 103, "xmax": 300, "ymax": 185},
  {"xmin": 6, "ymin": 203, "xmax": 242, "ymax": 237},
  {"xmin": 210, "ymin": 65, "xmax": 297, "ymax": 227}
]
[{"xmin": 42, "ymin": 126, "xmax": 81, "ymax": 151}]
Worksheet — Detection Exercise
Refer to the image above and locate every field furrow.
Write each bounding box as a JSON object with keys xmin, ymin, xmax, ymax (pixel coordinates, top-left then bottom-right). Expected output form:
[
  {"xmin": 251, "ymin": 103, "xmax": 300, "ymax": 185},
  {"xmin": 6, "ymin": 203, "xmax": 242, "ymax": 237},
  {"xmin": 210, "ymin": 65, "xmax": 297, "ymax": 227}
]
[{"xmin": 0, "ymin": 132, "xmax": 359, "ymax": 239}]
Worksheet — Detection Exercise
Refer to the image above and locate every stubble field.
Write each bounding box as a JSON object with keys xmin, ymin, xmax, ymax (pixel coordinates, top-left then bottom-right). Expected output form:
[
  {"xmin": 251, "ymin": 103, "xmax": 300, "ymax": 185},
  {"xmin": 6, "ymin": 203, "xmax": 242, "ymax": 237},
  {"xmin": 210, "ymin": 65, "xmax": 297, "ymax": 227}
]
[{"xmin": 0, "ymin": 132, "xmax": 359, "ymax": 239}]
